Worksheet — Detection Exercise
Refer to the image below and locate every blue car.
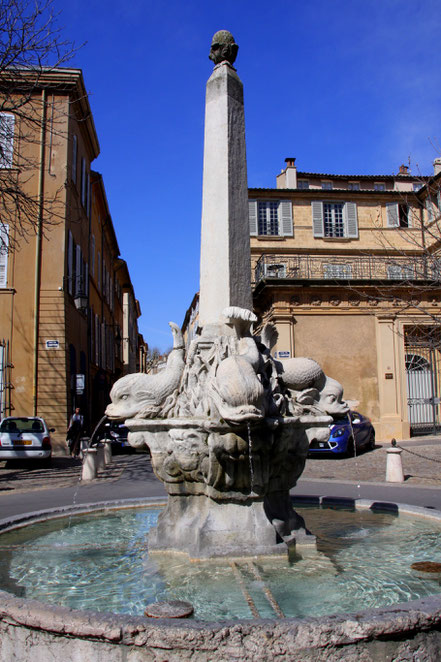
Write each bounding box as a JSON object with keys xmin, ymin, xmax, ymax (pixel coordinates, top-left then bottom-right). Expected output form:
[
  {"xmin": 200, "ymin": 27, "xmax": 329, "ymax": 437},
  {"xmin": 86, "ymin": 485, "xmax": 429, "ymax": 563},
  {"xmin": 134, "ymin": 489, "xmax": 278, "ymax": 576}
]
[{"xmin": 308, "ymin": 411, "xmax": 375, "ymax": 456}]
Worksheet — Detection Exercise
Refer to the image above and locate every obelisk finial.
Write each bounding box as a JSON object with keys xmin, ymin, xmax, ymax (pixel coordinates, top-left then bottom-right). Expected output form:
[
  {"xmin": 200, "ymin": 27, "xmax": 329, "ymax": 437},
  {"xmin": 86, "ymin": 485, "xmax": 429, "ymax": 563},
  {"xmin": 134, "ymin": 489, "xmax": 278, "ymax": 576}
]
[{"xmin": 209, "ymin": 30, "xmax": 239, "ymax": 66}]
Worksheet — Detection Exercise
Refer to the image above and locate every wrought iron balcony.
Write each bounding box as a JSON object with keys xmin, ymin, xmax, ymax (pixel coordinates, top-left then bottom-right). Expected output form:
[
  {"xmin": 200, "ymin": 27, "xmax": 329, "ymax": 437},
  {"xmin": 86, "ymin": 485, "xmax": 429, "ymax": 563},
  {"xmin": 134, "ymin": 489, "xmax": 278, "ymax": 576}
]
[{"xmin": 254, "ymin": 254, "xmax": 440, "ymax": 285}]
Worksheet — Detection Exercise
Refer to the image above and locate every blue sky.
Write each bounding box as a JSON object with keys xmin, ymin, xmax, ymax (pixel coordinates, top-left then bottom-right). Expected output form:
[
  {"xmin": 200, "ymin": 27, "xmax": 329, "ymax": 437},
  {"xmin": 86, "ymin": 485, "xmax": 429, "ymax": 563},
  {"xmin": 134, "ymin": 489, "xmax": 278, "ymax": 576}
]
[{"xmin": 56, "ymin": 0, "xmax": 441, "ymax": 351}]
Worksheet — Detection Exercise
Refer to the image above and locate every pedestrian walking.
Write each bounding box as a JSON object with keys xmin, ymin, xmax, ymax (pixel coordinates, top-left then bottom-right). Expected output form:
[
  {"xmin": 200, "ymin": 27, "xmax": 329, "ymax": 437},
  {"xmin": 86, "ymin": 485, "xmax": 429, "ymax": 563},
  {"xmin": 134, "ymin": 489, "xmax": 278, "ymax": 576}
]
[{"xmin": 67, "ymin": 407, "xmax": 84, "ymax": 457}]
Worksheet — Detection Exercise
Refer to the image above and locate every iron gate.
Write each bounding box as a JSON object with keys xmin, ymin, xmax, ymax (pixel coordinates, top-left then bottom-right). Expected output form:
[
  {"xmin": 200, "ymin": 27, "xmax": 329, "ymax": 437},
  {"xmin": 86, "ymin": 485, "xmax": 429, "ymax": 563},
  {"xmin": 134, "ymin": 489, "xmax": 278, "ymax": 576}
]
[{"xmin": 405, "ymin": 336, "xmax": 441, "ymax": 435}]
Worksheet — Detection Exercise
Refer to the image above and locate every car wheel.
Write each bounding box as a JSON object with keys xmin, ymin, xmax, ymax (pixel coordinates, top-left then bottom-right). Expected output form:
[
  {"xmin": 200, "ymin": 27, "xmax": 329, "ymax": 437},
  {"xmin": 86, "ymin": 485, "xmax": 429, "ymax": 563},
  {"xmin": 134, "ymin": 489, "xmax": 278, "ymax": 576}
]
[
  {"xmin": 367, "ymin": 431, "xmax": 375, "ymax": 451},
  {"xmin": 345, "ymin": 437, "xmax": 355, "ymax": 458}
]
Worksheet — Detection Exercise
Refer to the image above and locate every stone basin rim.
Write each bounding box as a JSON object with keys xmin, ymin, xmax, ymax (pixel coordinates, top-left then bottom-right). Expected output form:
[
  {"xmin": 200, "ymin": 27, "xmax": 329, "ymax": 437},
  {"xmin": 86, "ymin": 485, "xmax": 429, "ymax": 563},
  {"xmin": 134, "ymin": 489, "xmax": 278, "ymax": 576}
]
[
  {"xmin": 0, "ymin": 495, "xmax": 440, "ymax": 646},
  {"xmin": 124, "ymin": 414, "xmax": 333, "ymax": 432}
]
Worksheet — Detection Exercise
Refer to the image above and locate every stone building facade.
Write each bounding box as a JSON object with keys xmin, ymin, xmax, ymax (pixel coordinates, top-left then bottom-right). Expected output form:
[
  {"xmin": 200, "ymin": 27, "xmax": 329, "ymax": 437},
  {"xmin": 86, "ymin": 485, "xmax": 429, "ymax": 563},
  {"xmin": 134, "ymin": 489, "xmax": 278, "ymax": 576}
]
[
  {"xmin": 250, "ymin": 158, "xmax": 441, "ymax": 441},
  {"xmin": 0, "ymin": 68, "xmax": 144, "ymax": 452}
]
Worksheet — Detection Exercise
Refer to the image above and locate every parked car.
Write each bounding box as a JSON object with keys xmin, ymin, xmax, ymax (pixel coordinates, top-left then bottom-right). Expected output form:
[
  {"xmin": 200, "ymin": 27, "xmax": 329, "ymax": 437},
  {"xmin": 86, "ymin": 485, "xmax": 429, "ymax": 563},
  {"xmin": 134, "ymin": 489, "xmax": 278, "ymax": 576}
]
[
  {"xmin": 308, "ymin": 411, "xmax": 375, "ymax": 457},
  {"xmin": 0, "ymin": 416, "xmax": 54, "ymax": 463},
  {"xmin": 99, "ymin": 421, "xmax": 134, "ymax": 454}
]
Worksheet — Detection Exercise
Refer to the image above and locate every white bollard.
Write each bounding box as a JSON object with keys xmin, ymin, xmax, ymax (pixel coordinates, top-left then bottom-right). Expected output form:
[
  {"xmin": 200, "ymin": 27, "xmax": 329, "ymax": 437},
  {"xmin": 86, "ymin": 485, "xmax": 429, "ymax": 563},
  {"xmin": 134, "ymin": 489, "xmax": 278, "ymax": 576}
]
[
  {"xmin": 81, "ymin": 448, "xmax": 98, "ymax": 481},
  {"xmin": 96, "ymin": 444, "xmax": 106, "ymax": 473},
  {"xmin": 103, "ymin": 440, "xmax": 113, "ymax": 465},
  {"xmin": 386, "ymin": 445, "xmax": 404, "ymax": 483}
]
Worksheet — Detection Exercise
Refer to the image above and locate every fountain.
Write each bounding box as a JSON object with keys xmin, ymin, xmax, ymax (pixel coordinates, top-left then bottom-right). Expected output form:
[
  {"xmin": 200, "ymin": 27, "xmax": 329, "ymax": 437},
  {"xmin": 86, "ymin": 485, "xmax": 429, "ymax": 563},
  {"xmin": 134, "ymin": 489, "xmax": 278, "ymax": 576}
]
[
  {"xmin": 0, "ymin": 30, "xmax": 441, "ymax": 662},
  {"xmin": 105, "ymin": 29, "xmax": 345, "ymax": 561}
]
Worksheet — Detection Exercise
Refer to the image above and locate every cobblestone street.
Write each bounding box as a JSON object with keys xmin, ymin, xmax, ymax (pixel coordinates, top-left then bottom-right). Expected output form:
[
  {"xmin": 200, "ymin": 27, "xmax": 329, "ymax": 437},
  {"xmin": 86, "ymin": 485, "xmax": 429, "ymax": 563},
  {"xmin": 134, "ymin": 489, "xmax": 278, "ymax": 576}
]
[
  {"xmin": 0, "ymin": 438, "xmax": 440, "ymax": 495},
  {"xmin": 303, "ymin": 439, "xmax": 441, "ymax": 487},
  {"xmin": 0, "ymin": 453, "xmax": 135, "ymax": 494}
]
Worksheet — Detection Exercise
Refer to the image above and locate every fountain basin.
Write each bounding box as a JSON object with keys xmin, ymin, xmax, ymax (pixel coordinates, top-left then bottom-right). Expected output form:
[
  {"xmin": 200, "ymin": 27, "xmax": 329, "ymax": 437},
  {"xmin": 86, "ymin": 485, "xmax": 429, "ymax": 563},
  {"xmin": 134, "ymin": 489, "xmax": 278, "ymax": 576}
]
[{"xmin": 1, "ymin": 498, "xmax": 441, "ymax": 660}]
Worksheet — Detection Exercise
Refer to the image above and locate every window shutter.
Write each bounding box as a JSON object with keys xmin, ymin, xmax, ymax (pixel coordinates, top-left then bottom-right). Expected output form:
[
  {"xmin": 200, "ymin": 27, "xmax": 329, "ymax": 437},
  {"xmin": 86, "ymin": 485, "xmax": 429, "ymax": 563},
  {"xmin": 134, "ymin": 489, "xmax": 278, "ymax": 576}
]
[
  {"xmin": 90, "ymin": 235, "xmax": 95, "ymax": 276},
  {"xmin": 86, "ymin": 171, "xmax": 91, "ymax": 218},
  {"xmin": 278, "ymin": 200, "xmax": 293, "ymax": 236},
  {"xmin": 249, "ymin": 200, "xmax": 258, "ymax": 236},
  {"xmin": 344, "ymin": 202, "xmax": 358, "ymax": 238},
  {"xmin": 75, "ymin": 245, "xmax": 82, "ymax": 295},
  {"xmin": 312, "ymin": 201, "xmax": 324, "ymax": 237},
  {"xmin": 81, "ymin": 158, "xmax": 86, "ymax": 207},
  {"xmin": 426, "ymin": 197, "xmax": 434, "ymax": 223},
  {"xmin": 0, "ymin": 114, "xmax": 14, "ymax": 168},
  {"xmin": 0, "ymin": 224, "xmax": 9, "ymax": 288},
  {"xmin": 72, "ymin": 135, "xmax": 77, "ymax": 184},
  {"xmin": 67, "ymin": 231, "xmax": 73, "ymax": 295},
  {"xmin": 386, "ymin": 203, "xmax": 399, "ymax": 227}
]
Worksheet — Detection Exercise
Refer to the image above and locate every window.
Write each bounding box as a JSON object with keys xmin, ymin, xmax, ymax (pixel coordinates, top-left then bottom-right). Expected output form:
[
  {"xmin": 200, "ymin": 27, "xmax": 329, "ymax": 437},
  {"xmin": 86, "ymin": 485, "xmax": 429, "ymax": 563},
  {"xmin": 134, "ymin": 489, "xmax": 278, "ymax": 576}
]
[
  {"xmin": 413, "ymin": 183, "xmax": 423, "ymax": 192},
  {"xmin": 386, "ymin": 202, "xmax": 411, "ymax": 228},
  {"xmin": 431, "ymin": 260, "xmax": 441, "ymax": 281},
  {"xmin": 323, "ymin": 263, "xmax": 352, "ymax": 279},
  {"xmin": 387, "ymin": 264, "xmax": 414, "ymax": 280},
  {"xmin": 72, "ymin": 135, "xmax": 77, "ymax": 184},
  {"xmin": 297, "ymin": 180, "xmax": 309, "ymax": 189},
  {"xmin": 321, "ymin": 181, "xmax": 333, "ymax": 190},
  {"xmin": 264, "ymin": 263, "xmax": 287, "ymax": 278},
  {"xmin": 374, "ymin": 182, "xmax": 386, "ymax": 191},
  {"xmin": 0, "ymin": 224, "xmax": 9, "ymax": 288},
  {"xmin": 311, "ymin": 201, "xmax": 358, "ymax": 238},
  {"xmin": 249, "ymin": 200, "xmax": 293, "ymax": 237},
  {"xmin": 0, "ymin": 114, "xmax": 14, "ymax": 169},
  {"xmin": 348, "ymin": 182, "xmax": 360, "ymax": 191}
]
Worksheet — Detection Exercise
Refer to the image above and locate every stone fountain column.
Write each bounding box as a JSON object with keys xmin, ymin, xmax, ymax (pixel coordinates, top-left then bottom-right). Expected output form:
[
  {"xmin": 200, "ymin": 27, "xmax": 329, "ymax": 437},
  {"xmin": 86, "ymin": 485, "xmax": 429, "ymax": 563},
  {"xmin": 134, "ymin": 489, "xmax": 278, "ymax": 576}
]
[{"xmin": 199, "ymin": 31, "xmax": 252, "ymax": 332}]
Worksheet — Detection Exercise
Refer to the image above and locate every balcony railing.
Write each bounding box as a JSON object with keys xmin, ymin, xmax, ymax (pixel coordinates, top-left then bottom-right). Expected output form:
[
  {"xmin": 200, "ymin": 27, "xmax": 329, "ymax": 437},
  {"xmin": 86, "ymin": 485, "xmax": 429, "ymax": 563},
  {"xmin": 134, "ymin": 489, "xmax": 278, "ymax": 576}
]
[{"xmin": 254, "ymin": 254, "xmax": 440, "ymax": 285}]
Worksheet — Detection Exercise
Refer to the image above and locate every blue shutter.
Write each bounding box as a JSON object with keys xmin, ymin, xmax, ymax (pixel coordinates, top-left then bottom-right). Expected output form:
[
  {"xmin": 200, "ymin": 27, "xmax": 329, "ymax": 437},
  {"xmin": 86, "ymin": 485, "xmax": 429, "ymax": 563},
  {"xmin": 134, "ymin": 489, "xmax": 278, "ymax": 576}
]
[
  {"xmin": 344, "ymin": 202, "xmax": 358, "ymax": 238},
  {"xmin": 312, "ymin": 201, "xmax": 324, "ymax": 237},
  {"xmin": 278, "ymin": 200, "xmax": 293, "ymax": 236},
  {"xmin": 249, "ymin": 200, "xmax": 258, "ymax": 236}
]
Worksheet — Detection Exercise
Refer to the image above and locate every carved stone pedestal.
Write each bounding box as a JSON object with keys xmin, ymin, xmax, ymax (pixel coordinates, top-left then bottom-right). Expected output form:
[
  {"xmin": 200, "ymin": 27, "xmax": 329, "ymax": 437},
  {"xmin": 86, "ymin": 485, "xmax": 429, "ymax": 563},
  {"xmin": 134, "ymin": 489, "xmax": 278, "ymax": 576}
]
[
  {"xmin": 148, "ymin": 493, "xmax": 315, "ymax": 559},
  {"xmin": 127, "ymin": 416, "xmax": 330, "ymax": 560}
]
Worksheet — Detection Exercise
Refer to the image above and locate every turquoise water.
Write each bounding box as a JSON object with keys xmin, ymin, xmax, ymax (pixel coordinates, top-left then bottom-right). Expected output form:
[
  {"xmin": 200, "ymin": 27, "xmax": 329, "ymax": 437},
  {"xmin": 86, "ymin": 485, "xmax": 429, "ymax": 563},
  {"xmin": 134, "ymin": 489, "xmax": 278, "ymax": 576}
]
[{"xmin": 0, "ymin": 505, "xmax": 440, "ymax": 621}]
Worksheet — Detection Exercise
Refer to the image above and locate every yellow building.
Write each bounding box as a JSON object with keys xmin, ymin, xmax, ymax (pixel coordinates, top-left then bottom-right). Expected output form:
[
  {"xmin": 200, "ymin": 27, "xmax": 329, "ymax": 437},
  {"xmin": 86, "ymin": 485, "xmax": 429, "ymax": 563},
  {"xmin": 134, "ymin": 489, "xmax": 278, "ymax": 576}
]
[
  {"xmin": 250, "ymin": 158, "xmax": 441, "ymax": 440},
  {"xmin": 0, "ymin": 68, "xmax": 143, "ymax": 452}
]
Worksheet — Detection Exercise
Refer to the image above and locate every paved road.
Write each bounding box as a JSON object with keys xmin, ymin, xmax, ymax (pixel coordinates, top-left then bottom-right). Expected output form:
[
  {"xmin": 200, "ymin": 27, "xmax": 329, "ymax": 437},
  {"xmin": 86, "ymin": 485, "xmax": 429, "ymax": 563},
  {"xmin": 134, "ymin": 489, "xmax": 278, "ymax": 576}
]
[{"xmin": 0, "ymin": 434, "xmax": 440, "ymax": 519}]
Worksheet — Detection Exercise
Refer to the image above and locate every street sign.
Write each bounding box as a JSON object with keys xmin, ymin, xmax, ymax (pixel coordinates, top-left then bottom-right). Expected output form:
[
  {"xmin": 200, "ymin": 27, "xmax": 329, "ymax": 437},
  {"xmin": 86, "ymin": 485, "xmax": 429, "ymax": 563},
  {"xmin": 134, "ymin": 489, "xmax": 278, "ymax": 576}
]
[
  {"xmin": 76, "ymin": 374, "xmax": 85, "ymax": 395},
  {"xmin": 45, "ymin": 340, "xmax": 59, "ymax": 349}
]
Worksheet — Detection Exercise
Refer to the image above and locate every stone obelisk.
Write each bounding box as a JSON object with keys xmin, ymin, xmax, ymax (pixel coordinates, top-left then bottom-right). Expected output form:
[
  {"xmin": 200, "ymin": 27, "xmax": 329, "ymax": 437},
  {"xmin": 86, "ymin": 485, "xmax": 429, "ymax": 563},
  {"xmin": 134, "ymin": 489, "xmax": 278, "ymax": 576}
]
[{"xmin": 199, "ymin": 31, "xmax": 252, "ymax": 332}]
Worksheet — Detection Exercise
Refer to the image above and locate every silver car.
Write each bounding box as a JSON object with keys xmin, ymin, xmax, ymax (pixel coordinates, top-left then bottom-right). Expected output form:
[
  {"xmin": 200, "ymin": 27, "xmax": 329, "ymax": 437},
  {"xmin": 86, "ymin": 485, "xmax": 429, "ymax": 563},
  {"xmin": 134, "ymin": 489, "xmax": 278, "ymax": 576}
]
[{"xmin": 0, "ymin": 417, "xmax": 53, "ymax": 462}]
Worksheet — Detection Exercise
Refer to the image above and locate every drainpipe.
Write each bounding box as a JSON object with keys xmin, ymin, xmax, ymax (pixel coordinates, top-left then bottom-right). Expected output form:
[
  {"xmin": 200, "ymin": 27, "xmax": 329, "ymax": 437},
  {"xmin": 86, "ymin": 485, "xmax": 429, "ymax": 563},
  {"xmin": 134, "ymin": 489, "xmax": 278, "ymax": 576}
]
[{"xmin": 33, "ymin": 89, "xmax": 48, "ymax": 415}]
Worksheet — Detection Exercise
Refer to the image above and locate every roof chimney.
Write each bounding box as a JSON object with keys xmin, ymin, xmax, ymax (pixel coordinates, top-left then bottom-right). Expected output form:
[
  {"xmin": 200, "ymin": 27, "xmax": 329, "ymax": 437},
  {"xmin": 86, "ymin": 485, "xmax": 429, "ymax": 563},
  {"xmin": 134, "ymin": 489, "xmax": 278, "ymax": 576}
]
[
  {"xmin": 285, "ymin": 157, "xmax": 296, "ymax": 167},
  {"xmin": 433, "ymin": 158, "xmax": 441, "ymax": 176},
  {"xmin": 398, "ymin": 164, "xmax": 409, "ymax": 175}
]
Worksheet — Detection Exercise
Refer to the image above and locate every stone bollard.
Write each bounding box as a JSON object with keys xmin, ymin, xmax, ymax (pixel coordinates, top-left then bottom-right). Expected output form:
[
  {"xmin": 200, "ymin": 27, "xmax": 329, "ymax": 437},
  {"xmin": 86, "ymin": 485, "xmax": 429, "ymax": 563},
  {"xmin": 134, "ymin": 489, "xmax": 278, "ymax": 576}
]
[
  {"xmin": 103, "ymin": 440, "xmax": 113, "ymax": 465},
  {"xmin": 96, "ymin": 444, "xmax": 106, "ymax": 473},
  {"xmin": 81, "ymin": 448, "xmax": 97, "ymax": 481},
  {"xmin": 386, "ymin": 440, "xmax": 404, "ymax": 483}
]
